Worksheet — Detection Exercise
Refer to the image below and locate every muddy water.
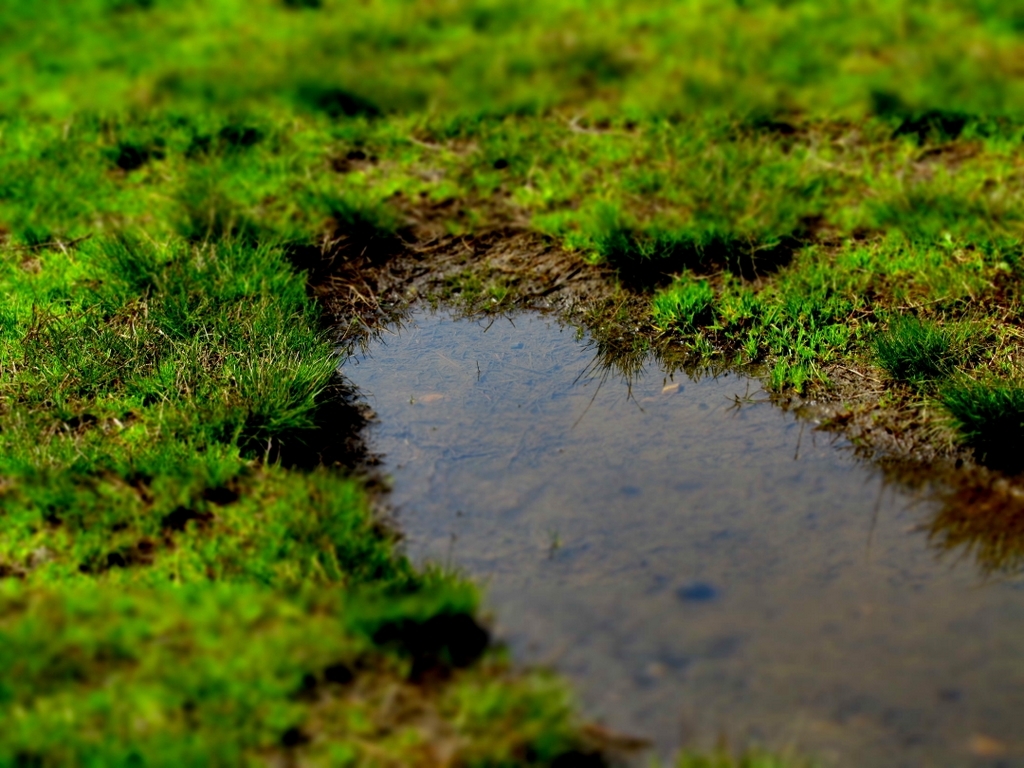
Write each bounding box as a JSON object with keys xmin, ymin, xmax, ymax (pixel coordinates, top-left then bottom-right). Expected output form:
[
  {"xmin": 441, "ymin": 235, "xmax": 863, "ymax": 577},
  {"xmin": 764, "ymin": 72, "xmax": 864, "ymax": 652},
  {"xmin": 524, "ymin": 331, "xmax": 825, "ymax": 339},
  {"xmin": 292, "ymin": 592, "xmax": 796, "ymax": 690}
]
[{"xmin": 341, "ymin": 310, "xmax": 1024, "ymax": 767}]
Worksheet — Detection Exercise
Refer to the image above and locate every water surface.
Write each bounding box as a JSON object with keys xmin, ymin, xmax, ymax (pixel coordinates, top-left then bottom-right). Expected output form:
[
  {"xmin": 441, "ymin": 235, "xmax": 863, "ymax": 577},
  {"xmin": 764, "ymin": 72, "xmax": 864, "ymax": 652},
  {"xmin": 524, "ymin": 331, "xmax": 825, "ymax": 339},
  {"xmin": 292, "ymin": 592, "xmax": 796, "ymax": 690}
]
[{"xmin": 341, "ymin": 310, "xmax": 1024, "ymax": 767}]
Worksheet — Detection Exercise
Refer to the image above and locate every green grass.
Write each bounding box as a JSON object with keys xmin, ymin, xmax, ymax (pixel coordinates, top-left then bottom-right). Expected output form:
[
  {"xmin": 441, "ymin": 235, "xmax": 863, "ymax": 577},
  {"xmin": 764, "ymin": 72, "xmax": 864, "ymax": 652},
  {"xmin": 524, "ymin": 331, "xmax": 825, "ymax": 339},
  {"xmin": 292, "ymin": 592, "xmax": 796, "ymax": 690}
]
[
  {"xmin": 653, "ymin": 277, "xmax": 716, "ymax": 330},
  {"xmin": 874, "ymin": 316, "xmax": 981, "ymax": 385},
  {"xmin": 4, "ymin": 0, "xmax": 1024, "ymax": 763},
  {"xmin": 4, "ymin": 0, "xmax": 1024, "ymax": 119},
  {"xmin": 3, "ymin": 106, "xmax": 1017, "ymax": 403},
  {"xmin": 0, "ymin": 582, "xmax": 581, "ymax": 767},
  {"xmin": 942, "ymin": 383, "xmax": 1024, "ymax": 472},
  {"xmin": 4, "ymin": 88, "xmax": 1018, "ymax": 409},
  {"xmin": 0, "ymin": 230, "xmax": 592, "ymax": 763}
]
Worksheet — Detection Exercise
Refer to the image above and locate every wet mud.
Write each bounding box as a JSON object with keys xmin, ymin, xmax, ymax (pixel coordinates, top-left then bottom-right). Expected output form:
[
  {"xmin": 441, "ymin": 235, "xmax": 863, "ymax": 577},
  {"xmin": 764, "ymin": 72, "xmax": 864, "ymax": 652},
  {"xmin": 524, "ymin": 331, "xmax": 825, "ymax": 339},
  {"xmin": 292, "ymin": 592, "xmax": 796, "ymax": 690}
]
[{"xmin": 342, "ymin": 309, "xmax": 1024, "ymax": 767}]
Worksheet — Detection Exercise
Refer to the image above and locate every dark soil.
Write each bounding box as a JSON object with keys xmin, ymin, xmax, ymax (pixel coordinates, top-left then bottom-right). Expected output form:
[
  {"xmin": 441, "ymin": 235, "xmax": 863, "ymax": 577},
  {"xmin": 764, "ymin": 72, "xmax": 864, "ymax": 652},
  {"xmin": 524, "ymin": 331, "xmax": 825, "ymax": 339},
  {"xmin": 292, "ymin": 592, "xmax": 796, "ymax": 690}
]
[{"xmin": 313, "ymin": 203, "xmax": 622, "ymax": 339}]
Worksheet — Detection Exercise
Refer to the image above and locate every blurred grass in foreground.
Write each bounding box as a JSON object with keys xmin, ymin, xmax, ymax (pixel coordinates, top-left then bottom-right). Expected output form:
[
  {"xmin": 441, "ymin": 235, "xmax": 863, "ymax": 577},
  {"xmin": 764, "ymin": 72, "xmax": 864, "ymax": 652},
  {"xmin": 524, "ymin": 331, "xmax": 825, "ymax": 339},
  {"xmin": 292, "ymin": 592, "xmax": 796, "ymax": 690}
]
[{"xmin": 3, "ymin": 0, "xmax": 1024, "ymax": 119}]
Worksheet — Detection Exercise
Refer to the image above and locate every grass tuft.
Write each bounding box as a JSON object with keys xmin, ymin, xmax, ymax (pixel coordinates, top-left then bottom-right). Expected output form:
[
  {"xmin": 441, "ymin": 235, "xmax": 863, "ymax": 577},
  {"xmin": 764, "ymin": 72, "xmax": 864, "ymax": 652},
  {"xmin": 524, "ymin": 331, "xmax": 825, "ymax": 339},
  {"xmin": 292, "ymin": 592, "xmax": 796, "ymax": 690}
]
[
  {"xmin": 589, "ymin": 201, "xmax": 801, "ymax": 289},
  {"xmin": 653, "ymin": 277, "xmax": 715, "ymax": 330},
  {"xmin": 874, "ymin": 316, "xmax": 977, "ymax": 385},
  {"xmin": 942, "ymin": 383, "xmax": 1024, "ymax": 473}
]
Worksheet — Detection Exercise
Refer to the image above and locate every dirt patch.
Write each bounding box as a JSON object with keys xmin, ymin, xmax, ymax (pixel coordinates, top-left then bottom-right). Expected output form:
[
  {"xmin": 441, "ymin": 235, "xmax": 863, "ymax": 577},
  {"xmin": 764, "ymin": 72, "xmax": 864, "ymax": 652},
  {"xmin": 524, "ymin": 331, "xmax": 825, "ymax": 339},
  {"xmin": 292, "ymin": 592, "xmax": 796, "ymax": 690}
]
[{"xmin": 312, "ymin": 211, "xmax": 621, "ymax": 341}]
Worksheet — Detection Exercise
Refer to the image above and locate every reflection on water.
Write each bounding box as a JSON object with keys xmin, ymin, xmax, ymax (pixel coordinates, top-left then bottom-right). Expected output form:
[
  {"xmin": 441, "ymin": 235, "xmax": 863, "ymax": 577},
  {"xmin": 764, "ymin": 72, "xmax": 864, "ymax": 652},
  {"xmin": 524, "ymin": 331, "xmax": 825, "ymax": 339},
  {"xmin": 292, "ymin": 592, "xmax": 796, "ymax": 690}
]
[
  {"xmin": 341, "ymin": 310, "xmax": 1024, "ymax": 767},
  {"xmin": 927, "ymin": 478, "xmax": 1024, "ymax": 577}
]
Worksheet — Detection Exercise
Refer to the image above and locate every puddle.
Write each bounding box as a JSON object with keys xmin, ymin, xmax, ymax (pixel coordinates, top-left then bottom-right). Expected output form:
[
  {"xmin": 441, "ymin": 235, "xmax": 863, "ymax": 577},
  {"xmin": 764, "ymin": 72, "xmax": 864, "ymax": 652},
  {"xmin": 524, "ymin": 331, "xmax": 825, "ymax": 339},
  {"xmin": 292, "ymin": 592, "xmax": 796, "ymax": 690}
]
[{"xmin": 341, "ymin": 310, "xmax": 1024, "ymax": 767}]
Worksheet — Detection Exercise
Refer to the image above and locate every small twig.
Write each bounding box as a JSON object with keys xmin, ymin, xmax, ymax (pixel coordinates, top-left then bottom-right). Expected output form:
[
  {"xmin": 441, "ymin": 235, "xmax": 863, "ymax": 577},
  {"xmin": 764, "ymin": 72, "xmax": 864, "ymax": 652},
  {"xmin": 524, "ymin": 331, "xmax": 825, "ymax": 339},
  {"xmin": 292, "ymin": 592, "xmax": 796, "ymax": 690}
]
[
  {"xmin": 834, "ymin": 364, "xmax": 881, "ymax": 384},
  {"xmin": 564, "ymin": 115, "xmax": 605, "ymax": 135},
  {"xmin": 405, "ymin": 237, "xmax": 453, "ymax": 255},
  {"xmin": 6, "ymin": 233, "xmax": 92, "ymax": 253},
  {"xmin": 405, "ymin": 135, "xmax": 444, "ymax": 152},
  {"xmin": 891, "ymin": 297, "xmax": 947, "ymax": 311}
]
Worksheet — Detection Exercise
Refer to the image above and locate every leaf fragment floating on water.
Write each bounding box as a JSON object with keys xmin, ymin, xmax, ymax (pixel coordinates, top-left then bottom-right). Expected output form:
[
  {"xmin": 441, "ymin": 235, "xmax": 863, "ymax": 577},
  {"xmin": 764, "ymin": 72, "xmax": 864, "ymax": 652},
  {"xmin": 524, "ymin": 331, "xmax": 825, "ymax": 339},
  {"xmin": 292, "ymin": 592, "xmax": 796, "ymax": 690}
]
[{"xmin": 970, "ymin": 734, "xmax": 1007, "ymax": 757}]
